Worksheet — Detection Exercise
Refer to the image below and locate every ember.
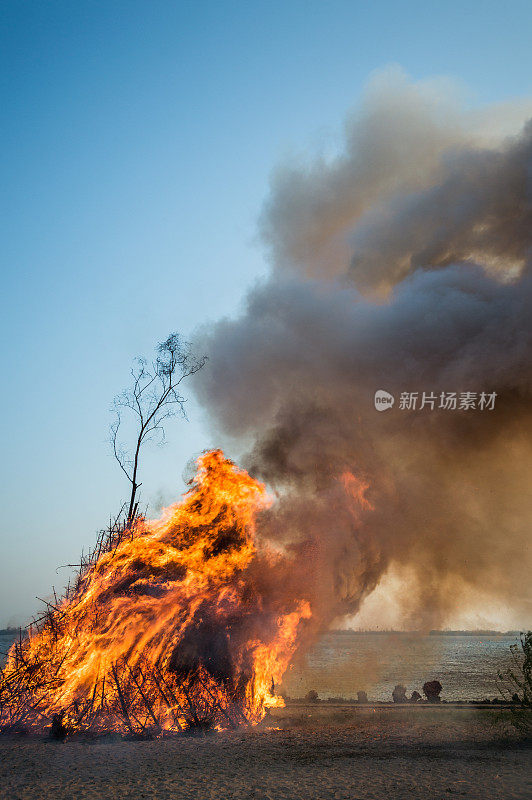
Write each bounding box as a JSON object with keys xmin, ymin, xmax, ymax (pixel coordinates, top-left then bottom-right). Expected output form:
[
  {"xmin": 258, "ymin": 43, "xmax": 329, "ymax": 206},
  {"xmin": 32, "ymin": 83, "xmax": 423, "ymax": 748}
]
[{"xmin": 0, "ymin": 450, "xmax": 310, "ymax": 736}]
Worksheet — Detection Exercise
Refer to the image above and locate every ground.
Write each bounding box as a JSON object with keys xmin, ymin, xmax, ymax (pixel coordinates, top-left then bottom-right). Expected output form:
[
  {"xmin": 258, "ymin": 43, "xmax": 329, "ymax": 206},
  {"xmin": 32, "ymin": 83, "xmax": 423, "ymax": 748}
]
[{"xmin": 0, "ymin": 707, "xmax": 530, "ymax": 799}]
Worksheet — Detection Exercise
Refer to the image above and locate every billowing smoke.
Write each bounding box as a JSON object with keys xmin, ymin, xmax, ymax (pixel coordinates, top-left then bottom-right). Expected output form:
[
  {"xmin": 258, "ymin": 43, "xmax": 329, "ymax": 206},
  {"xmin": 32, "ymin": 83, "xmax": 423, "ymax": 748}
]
[{"xmin": 193, "ymin": 70, "xmax": 532, "ymax": 632}]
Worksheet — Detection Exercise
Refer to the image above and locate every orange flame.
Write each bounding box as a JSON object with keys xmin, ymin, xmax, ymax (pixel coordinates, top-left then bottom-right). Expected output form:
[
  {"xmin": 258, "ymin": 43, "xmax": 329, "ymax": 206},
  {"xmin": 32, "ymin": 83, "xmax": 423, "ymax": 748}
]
[{"xmin": 0, "ymin": 450, "xmax": 310, "ymax": 735}]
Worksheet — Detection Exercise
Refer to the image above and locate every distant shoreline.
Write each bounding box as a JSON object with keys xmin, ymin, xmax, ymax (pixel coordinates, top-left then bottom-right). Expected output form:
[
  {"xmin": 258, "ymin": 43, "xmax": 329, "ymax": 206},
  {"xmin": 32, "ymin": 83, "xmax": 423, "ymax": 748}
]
[
  {"xmin": 329, "ymin": 629, "xmax": 522, "ymax": 636},
  {"xmin": 0, "ymin": 628, "xmax": 26, "ymax": 636},
  {"xmin": 0, "ymin": 627, "xmax": 523, "ymax": 637}
]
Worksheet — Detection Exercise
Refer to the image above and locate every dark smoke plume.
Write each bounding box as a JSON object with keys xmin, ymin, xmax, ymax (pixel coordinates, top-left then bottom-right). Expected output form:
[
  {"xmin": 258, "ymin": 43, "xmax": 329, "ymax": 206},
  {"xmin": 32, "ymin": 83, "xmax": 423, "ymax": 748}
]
[{"xmin": 193, "ymin": 71, "xmax": 532, "ymax": 632}]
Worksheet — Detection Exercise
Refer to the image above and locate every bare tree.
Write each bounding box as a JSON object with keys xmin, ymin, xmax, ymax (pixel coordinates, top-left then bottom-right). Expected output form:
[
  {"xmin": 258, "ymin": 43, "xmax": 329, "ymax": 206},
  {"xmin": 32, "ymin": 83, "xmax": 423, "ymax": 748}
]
[{"xmin": 111, "ymin": 333, "xmax": 207, "ymax": 524}]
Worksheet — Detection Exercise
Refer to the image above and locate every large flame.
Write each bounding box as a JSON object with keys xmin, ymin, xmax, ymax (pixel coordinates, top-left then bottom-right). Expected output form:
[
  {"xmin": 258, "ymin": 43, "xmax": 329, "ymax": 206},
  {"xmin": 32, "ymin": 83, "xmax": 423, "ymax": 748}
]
[{"xmin": 0, "ymin": 450, "xmax": 310, "ymax": 735}]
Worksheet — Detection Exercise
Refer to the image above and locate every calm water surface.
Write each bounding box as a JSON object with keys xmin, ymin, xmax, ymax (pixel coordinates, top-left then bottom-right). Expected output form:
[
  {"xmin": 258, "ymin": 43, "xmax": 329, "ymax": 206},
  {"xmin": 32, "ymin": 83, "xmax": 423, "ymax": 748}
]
[
  {"xmin": 281, "ymin": 632, "xmax": 520, "ymax": 701},
  {"xmin": 0, "ymin": 631, "xmax": 521, "ymax": 702}
]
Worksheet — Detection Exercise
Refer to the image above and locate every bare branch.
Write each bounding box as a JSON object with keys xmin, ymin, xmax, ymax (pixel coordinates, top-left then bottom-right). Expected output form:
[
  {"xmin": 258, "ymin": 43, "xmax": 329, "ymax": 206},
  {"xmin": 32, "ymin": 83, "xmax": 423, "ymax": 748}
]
[{"xmin": 110, "ymin": 333, "xmax": 207, "ymax": 523}]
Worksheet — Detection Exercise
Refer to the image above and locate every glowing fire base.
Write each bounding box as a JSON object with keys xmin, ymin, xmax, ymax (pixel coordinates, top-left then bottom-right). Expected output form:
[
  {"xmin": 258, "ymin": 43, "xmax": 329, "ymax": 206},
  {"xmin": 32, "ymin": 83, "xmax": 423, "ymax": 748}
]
[{"xmin": 0, "ymin": 451, "xmax": 310, "ymax": 737}]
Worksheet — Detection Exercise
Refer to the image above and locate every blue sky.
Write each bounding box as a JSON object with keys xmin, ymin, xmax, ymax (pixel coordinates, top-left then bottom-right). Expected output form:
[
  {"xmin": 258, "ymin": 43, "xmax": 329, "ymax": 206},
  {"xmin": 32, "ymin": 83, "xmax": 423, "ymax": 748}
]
[{"xmin": 1, "ymin": 0, "xmax": 531, "ymax": 625}]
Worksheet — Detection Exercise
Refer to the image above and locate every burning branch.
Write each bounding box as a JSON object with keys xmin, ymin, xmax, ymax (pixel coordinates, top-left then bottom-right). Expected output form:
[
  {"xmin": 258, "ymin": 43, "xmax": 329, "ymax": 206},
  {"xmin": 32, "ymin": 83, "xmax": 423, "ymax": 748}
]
[{"xmin": 0, "ymin": 451, "xmax": 309, "ymax": 738}]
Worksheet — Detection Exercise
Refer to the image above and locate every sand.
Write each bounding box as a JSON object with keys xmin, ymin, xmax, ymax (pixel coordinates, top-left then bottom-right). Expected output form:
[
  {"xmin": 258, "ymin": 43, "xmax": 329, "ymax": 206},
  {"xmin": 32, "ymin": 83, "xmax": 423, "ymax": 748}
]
[{"xmin": 0, "ymin": 707, "xmax": 530, "ymax": 800}]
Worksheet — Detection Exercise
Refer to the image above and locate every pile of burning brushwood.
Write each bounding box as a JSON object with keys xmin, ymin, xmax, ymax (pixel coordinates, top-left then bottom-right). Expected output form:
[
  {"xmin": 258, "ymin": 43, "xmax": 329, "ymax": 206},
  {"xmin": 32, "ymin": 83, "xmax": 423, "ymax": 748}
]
[{"xmin": 0, "ymin": 451, "xmax": 309, "ymax": 738}]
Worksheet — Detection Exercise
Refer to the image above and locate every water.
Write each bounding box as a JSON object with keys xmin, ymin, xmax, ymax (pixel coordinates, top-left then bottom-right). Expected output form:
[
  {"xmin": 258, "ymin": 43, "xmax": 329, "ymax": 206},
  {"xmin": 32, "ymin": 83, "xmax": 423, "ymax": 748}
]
[
  {"xmin": 0, "ymin": 632, "xmax": 22, "ymax": 666},
  {"xmin": 281, "ymin": 632, "xmax": 521, "ymax": 701},
  {"xmin": 0, "ymin": 631, "xmax": 521, "ymax": 702}
]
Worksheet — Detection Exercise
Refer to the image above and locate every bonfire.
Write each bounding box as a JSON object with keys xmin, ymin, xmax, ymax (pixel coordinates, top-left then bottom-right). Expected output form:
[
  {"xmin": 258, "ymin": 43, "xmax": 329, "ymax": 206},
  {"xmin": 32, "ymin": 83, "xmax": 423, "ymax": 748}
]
[{"xmin": 0, "ymin": 450, "xmax": 310, "ymax": 737}]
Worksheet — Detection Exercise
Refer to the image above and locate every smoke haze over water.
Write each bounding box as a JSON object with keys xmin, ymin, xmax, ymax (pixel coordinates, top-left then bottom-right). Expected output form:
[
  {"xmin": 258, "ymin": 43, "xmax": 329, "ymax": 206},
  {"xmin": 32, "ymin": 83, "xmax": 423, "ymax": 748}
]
[{"xmin": 193, "ymin": 70, "xmax": 532, "ymax": 632}]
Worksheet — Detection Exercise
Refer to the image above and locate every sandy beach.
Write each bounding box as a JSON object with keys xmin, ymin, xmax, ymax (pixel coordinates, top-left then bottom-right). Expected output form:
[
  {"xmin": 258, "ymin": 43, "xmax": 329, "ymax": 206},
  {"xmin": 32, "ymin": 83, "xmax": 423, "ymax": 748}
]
[{"xmin": 1, "ymin": 707, "xmax": 530, "ymax": 800}]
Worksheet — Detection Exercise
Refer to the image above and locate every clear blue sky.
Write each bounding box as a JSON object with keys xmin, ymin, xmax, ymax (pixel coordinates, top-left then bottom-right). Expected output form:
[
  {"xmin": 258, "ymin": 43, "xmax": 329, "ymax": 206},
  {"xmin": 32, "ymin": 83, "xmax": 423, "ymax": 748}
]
[{"xmin": 1, "ymin": 0, "xmax": 531, "ymax": 625}]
